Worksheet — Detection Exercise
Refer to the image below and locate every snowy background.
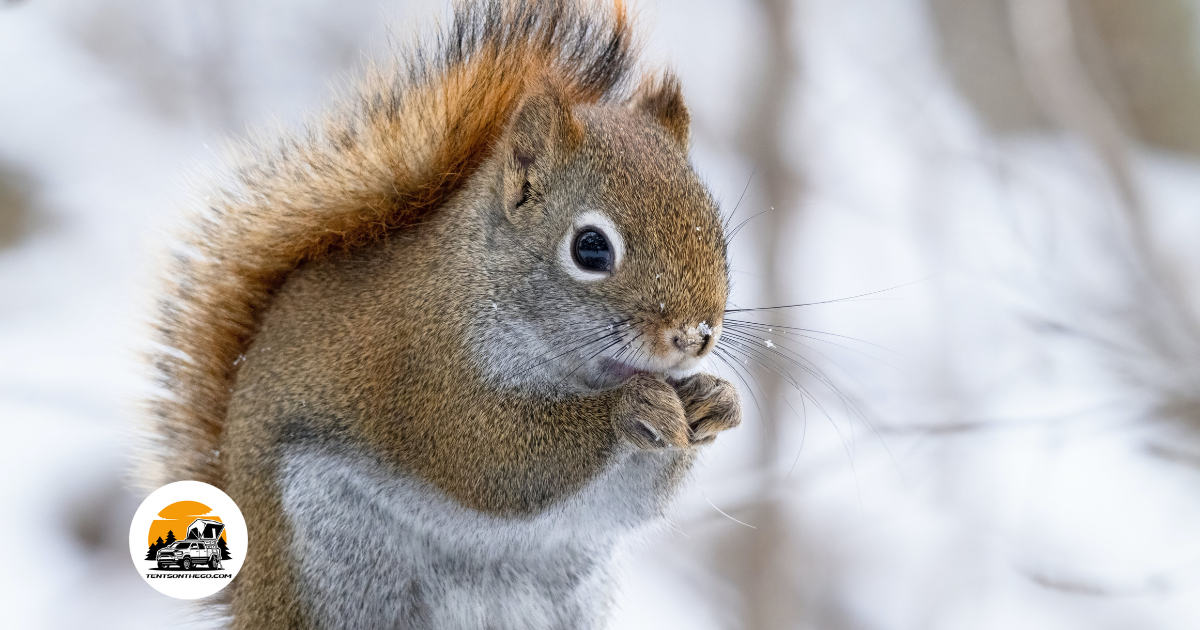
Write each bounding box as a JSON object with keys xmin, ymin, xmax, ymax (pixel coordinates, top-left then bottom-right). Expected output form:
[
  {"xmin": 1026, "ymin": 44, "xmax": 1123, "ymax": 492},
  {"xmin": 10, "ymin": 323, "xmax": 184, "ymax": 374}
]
[{"xmin": 2, "ymin": 0, "xmax": 1199, "ymax": 628}]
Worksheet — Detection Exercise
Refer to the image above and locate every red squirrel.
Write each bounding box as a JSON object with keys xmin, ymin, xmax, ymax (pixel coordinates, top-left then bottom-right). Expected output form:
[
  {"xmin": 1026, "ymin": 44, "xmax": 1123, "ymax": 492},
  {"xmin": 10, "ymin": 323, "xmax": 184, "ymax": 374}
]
[{"xmin": 144, "ymin": 1, "xmax": 741, "ymax": 627}]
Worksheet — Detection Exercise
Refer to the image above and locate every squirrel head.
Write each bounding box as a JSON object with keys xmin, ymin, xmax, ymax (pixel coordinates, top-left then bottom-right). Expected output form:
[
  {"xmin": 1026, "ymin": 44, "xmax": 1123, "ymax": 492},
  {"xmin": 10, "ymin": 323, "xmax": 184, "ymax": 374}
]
[{"xmin": 474, "ymin": 74, "xmax": 729, "ymax": 392}]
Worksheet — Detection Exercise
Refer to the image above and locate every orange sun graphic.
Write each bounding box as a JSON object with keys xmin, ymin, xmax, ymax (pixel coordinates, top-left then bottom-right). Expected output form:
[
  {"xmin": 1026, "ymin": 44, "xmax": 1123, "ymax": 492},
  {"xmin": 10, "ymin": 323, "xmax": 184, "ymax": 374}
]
[{"xmin": 146, "ymin": 500, "xmax": 227, "ymax": 548}]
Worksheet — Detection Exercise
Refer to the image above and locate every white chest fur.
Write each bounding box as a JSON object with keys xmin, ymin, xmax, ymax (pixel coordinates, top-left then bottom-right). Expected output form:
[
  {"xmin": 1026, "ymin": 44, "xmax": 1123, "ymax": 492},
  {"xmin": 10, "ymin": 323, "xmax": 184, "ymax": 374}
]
[{"xmin": 279, "ymin": 444, "xmax": 682, "ymax": 629}]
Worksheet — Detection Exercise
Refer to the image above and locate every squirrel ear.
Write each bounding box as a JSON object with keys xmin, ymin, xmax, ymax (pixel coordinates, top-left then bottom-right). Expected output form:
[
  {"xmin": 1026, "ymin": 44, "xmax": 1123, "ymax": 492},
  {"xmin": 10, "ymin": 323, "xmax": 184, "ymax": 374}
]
[
  {"xmin": 631, "ymin": 72, "xmax": 690, "ymax": 149},
  {"xmin": 502, "ymin": 78, "xmax": 583, "ymax": 222}
]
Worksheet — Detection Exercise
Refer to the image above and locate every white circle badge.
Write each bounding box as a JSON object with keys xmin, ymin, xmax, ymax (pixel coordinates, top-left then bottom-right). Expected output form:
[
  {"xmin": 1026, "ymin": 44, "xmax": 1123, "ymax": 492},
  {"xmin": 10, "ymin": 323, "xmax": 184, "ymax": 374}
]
[{"xmin": 128, "ymin": 480, "xmax": 247, "ymax": 599}]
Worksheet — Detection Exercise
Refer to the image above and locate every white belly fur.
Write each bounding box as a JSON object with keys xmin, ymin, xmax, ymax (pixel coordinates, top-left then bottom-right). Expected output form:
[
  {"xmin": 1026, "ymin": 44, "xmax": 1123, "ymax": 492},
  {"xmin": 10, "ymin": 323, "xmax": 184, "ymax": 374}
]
[{"xmin": 279, "ymin": 444, "xmax": 681, "ymax": 629}]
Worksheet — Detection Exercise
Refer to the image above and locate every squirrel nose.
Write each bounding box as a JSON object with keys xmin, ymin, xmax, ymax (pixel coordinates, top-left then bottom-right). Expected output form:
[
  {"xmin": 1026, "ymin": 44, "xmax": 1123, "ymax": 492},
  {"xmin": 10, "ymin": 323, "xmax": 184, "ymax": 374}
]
[{"xmin": 669, "ymin": 322, "xmax": 716, "ymax": 357}]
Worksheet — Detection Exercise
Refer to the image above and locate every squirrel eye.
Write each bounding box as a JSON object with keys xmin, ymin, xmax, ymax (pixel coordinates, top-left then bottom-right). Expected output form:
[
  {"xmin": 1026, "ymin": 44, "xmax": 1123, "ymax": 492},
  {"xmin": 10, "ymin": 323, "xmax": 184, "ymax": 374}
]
[{"xmin": 572, "ymin": 229, "xmax": 612, "ymax": 272}]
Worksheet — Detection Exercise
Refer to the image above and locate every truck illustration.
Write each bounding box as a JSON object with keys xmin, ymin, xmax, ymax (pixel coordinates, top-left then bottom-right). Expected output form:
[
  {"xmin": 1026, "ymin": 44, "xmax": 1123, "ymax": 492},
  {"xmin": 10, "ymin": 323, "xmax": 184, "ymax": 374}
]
[{"xmin": 156, "ymin": 518, "xmax": 226, "ymax": 571}]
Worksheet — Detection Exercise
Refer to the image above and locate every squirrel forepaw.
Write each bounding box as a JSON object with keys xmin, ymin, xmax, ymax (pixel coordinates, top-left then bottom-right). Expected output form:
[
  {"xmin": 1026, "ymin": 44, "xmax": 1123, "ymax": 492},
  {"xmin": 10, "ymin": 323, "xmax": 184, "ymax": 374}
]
[
  {"xmin": 673, "ymin": 374, "xmax": 741, "ymax": 445},
  {"xmin": 612, "ymin": 373, "xmax": 690, "ymax": 450},
  {"xmin": 611, "ymin": 373, "xmax": 741, "ymax": 450}
]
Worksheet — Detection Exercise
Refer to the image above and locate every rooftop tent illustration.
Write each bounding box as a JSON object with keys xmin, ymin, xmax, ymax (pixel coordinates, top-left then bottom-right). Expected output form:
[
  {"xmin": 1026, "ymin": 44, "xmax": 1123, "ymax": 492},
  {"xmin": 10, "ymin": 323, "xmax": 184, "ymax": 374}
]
[{"xmin": 187, "ymin": 518, "xmax": 225, "ymax": 541}]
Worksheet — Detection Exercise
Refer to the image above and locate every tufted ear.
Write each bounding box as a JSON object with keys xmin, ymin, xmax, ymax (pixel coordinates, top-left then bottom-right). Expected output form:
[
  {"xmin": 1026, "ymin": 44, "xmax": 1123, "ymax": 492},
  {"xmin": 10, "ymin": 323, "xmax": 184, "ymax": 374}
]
[
  {"xmin": 631, "ymin": 72, "xmax": 690, "ymax": 149},
  {"xmin": 502, "ymin": 78, "xmax": 583, "ymax": 222}
]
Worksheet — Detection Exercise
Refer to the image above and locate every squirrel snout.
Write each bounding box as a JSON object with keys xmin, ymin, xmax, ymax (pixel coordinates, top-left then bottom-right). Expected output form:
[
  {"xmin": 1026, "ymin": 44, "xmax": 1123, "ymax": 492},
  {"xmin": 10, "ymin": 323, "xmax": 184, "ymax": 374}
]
[{"xmin": 667, "ymin": 320, "xmax": 718, "ymax": 358}]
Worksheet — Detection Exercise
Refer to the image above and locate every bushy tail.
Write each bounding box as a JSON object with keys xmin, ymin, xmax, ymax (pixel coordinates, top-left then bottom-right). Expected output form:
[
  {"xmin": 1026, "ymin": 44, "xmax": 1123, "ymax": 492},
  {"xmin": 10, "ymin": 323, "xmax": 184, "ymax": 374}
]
[{"xmin": 143, "ymin": 0, "xmax": 637, "ymax": 488}]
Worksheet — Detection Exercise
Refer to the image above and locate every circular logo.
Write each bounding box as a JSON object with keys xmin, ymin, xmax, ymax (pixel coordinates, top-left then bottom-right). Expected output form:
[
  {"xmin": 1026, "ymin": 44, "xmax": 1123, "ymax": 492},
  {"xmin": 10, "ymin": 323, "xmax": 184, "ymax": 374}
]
[{"xmin": 128, "ymin": 481, "xmax": 247, "ymax": 599}]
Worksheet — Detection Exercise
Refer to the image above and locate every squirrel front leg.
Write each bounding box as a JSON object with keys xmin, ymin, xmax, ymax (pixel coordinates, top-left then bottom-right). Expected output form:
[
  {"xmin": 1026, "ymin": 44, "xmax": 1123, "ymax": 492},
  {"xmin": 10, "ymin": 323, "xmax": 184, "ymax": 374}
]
[{"xmin": 612, "ymin": 373, "xmax": 741, "ymax": 449}]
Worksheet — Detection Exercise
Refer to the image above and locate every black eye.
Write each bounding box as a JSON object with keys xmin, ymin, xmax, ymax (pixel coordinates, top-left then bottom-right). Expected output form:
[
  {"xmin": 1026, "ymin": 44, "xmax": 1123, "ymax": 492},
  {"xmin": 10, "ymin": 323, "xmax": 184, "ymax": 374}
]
[{"xmin": 572, "ymin": 229, "xmax": 612, "ymax": 272}]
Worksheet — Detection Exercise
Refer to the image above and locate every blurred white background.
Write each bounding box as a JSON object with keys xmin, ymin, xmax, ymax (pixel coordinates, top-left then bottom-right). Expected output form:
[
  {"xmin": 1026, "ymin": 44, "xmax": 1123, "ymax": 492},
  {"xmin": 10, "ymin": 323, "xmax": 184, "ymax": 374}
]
[{"xmin": 2, "ymin": 0, "xmax": 1200, "ymax": 628}]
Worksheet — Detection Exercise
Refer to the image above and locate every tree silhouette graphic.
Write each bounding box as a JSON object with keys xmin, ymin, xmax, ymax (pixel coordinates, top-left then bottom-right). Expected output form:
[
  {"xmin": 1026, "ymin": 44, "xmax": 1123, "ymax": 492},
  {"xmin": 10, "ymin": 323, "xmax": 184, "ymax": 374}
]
[
  {"xmin": 144, "ymin": 536, "xmax": 165, "ymax": 561},
  {"xmin": 217, "ymin": 536, "xmax": 233, "ymax": 561},
  {"xmin": 164, "ymin": 530, "xmax": 177, "ymax": 546}
]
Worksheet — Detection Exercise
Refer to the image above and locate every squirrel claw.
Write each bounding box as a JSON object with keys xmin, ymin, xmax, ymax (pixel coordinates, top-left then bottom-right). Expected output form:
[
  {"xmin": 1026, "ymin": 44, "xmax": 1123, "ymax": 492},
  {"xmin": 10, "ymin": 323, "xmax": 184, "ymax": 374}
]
[
  {"xmin": 673, "ymin": 374, "xmax": 741, "ymax": 445},
  {"xmin": 612, "ymin": 373, "xmax": 690, "ymax": 450}
]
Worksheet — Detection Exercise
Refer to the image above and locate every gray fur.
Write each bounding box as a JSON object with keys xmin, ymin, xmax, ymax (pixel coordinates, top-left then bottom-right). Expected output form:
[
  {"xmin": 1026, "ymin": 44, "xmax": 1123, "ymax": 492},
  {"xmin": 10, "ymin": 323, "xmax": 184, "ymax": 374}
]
[{"xmin": 280, "ymin": 443, "xmax": 683, "ymax": 629}]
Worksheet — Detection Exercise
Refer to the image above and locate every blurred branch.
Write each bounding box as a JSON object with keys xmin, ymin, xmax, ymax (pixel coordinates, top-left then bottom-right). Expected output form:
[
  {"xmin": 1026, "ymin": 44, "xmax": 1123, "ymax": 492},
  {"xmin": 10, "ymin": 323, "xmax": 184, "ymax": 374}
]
[
  {"xmin": 928, "ymin": 0, "xmax": 1047, "ymax": 133},
  {"xmin": 1023, "ymin": 549, "xmax": 1200, "ymax": 597},
  {"xmin": 1007, "ymin": 0, "xmax": 1195, "ymax": 317},
  {"xmin": 1007, "ymin": 0, "xmax": 1134, "ymax": 211},
  {"xmin": 1007, "ymin": 0, "xmax": 1200, "ymax": 464},
  {"xmin": 744, "ymin": 0, "xmax": 802, "ymax": 460},
  {"xmin": 1080, "ymin": 0, "xmax": 1200, "ymax": 157},
  {"xmin": 0, "ymin": 163, "xmax": 36, "ymax": 250},
  {"xmin": 728, "ymin": 0, "xmax": 809, "ymax": 628}
]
